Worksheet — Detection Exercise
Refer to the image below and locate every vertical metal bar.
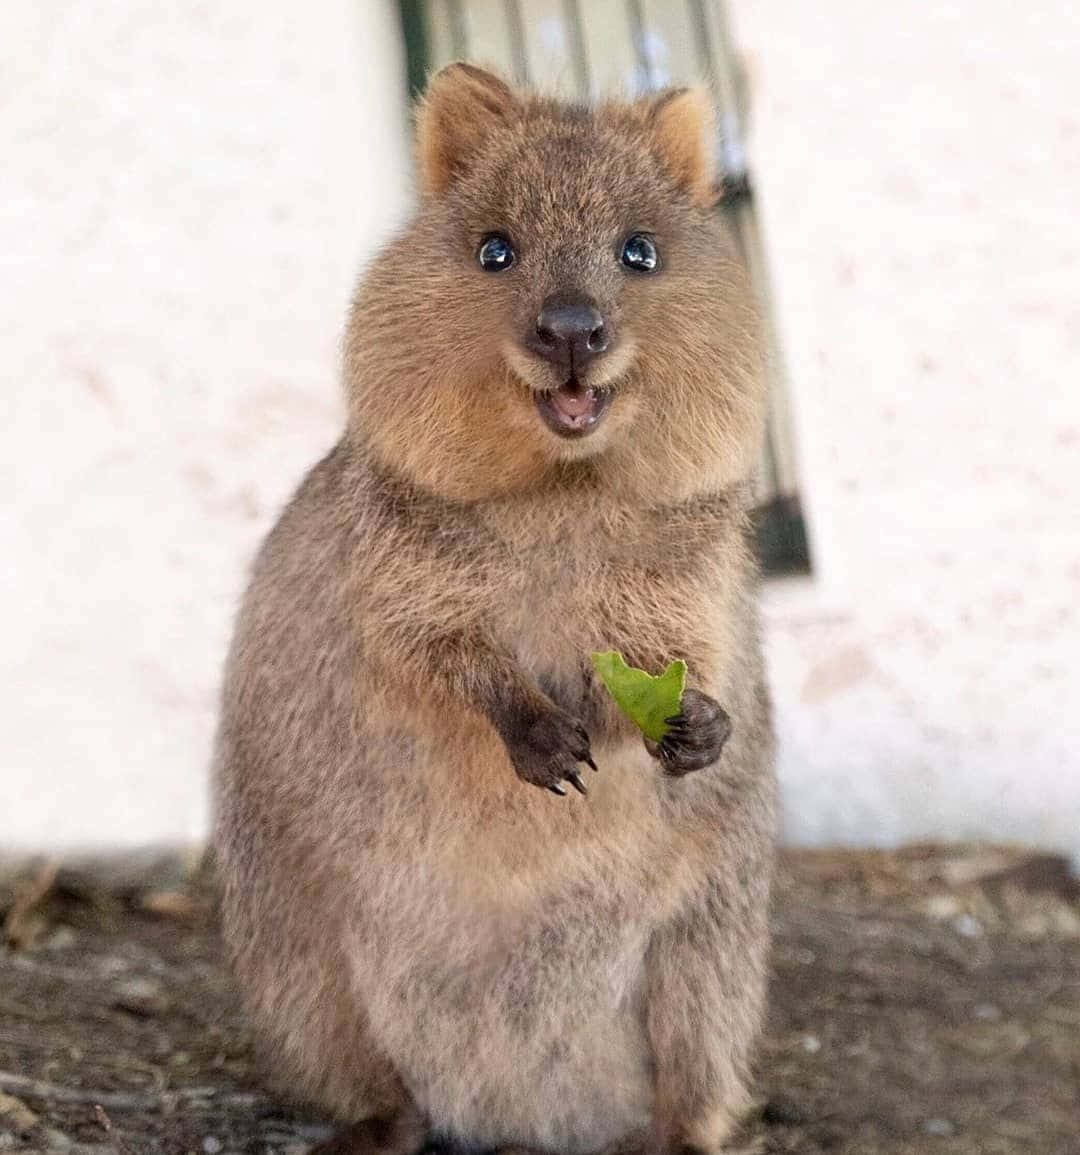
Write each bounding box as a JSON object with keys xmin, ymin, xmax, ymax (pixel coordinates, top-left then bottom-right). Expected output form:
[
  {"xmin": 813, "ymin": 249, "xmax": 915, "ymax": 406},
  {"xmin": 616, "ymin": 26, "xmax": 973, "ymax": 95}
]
[
  {"xmin": 708, "ymin": 0, "xmax": 750, "ymax": 128},
  {"xmin": 398, "ymin": 0, "xmax": 431, "ymax": 99},
  {"xmin": 503, "ymin": 0, "xmax": 530, "ymax": 84},
  {"xmin": 761, "ymin": 415, "xmax": 784, "ymax": 501},
  {"xmin": 446, "ymin": 0, "xmax": 468, "ymax": 58},
  {"xmin": 701, "ymin": 1, "xmax": 741, "ymax": 124},
  {"xmin": 687, "ymin": 0, "xmax": 715, "ymax": 86},
  {"xmin": 737, "ymin": 206, "xmax": 801, "ymax": 497},
  {"xmin": 626, "ymin": 0, "xmax": 654, "ymax": 92},
  {"xmin": 562, "ymin": 0, "xmax": 591, "ymax": 99},
  {"xmin": 689, "ymin": 0, "xmax": 746, "ymax": 188},
  {"xmin": 699, "ymin": 2, "xmax": 808, "ymax": 567}
]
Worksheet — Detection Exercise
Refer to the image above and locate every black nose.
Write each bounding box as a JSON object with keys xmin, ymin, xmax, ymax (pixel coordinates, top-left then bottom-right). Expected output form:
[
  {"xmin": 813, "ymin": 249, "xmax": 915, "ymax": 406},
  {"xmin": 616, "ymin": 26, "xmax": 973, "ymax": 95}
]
[{"xmin": 527, "ymin": 296, "xmax": 609, "ymax": 372}]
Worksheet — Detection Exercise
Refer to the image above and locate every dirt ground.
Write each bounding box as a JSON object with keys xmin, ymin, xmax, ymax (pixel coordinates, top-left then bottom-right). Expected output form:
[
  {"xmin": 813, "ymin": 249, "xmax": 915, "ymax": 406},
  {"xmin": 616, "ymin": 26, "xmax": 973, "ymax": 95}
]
[{"xmin": 1, "ymin": 845, "xmax": 1078, "ymax": 1155}]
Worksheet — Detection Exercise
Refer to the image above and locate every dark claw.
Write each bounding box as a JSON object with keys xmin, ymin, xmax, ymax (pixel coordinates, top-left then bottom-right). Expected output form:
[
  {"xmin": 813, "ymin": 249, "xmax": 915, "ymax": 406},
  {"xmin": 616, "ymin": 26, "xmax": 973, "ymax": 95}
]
[
  {"xmin": 584, "ymin": 755, "xmax": 598, "ymax": 772},
  {"xmin": 566, "ymin": 771, "xmax": 588, "ymax": 796},
  {"xmin": 548, "ymin": 783, "xmax": 567, "ymax": 796}
]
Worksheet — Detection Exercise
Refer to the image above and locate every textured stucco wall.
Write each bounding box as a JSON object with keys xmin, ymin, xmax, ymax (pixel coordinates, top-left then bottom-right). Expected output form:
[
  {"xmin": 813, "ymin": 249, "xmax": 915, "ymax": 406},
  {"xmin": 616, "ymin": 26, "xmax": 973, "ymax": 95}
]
[
  {"xmin": 2, "ymin": 1, "xmax": 410, "ymax": 847},
  {"xmin": 728, "ymin": 0, "xmax": 1080, "ymax": 854},
  {"xmin": 3, "ymin": 2, "xmax": 1078, "ymax": 855}
]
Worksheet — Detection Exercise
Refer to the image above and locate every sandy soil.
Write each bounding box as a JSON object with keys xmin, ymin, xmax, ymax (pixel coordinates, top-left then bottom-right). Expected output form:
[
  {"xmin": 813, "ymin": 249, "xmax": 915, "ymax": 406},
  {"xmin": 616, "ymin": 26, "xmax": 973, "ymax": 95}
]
[{"xmin": 1, "ymin": 845, "xmax": 1078, "ymax": 1154}]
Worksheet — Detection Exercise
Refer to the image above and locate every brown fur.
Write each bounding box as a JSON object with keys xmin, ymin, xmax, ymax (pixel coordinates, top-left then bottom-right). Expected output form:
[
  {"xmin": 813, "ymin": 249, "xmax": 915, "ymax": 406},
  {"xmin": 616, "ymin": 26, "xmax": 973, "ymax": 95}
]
[{"xmin": 214, "ymin": 64, "xmax": 776, "ymax": 1155}]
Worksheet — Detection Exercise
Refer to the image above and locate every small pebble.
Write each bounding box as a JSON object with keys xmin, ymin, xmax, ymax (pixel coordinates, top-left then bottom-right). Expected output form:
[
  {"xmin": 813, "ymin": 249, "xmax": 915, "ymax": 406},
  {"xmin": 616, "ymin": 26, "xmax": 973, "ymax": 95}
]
[
  {"xmin": 924, "ymin": 893, "xmax": 961, "ymax": 920},
  {"xmin": 44, "ymin": 925, "xmax": 78, "ymax": 951},
  {"xmin": 112, "ymin": 975, "xmax": 171, "ymax": 1017},
  {"xmin": 202, "ymin": 1137, "xmax": 223, "ymax": 1154},
  {"xmin": 0, "ymin": 1093, "xmax": 38, "ymax": 1132},
  {"xmin": 141, "ymin": 890, "xmax": 198, "ymax": 919},
  {"xmin": 800, "ymin": 1034, "xmax": 822, "ymax": 1053},
  {"xmin": 974, "ymin": 1002, "xmax": 1002, "ymax": 1020},
  {"xmin": 923, "ymin": 1118, "xmax": 955, "ymax": 1136},
  {"xmin": 95, "ymin": 955, "xmax": 131, "ymax": 978},
  {"xmin": 953, "ymin": 913, "xmax": 982, "ymax": 938}
]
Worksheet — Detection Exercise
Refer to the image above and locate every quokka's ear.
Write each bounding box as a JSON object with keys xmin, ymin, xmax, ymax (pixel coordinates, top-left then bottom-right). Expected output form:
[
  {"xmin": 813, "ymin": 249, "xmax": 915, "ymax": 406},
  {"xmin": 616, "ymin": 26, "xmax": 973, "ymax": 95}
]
[
  {"xmin": 416, "ymin": 63, "xmax": 519, "ymax": 197},
  {"xmin": 643, "ymin": 87, "xmax": 716, "ymax": 207}
]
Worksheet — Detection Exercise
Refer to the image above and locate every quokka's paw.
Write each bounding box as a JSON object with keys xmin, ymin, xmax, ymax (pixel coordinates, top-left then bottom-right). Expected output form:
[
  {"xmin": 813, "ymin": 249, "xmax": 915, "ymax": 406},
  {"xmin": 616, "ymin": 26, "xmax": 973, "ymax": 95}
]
[
  {"xmin": 307, "ymin": 1106, "xmax": 428, "ymax": 1155},
  {"xmin": 646, "ymin": 688, "xmax": 732, "ymax": 777},
  {"xmin": 504, "ymin": 705, "xmax": 597, "ymax": 796}
]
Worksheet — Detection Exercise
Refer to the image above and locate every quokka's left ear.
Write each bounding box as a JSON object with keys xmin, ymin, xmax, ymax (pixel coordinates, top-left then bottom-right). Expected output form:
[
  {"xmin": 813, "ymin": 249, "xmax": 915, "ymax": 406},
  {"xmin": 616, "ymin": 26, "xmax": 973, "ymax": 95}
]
[{"xmin": 643, "ymin": 87, "xmax": 717, "ymax": 208}]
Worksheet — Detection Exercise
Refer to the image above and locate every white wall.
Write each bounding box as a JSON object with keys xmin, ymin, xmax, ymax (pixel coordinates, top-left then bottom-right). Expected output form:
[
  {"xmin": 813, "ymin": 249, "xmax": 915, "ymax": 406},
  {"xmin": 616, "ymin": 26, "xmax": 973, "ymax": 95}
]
[
  {"xmin": 2, "ymin": 1, "xmax": 410, "ymax": 848},
  {"xmin": 728, "ymin": 1, "xmax": 1080, "ymax": 854},
  {"xmin": 3, "ymin": 2, "xmax": 1078, "ymax": 857}
]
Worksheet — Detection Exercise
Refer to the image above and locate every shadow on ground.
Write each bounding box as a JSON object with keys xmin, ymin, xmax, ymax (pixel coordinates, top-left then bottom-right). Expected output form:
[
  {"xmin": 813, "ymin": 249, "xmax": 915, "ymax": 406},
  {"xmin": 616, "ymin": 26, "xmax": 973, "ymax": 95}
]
[{"xmin": 1, "ymin": 845, "xmax": 1078, "ymax": 1154}]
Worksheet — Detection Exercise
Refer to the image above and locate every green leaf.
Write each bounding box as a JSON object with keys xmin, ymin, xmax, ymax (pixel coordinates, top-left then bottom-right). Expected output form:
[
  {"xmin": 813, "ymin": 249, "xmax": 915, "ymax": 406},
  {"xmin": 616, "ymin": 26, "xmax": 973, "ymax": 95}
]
[{"xmin": 590, "ymin": 651, "xmax": 687, "ymax": 741}]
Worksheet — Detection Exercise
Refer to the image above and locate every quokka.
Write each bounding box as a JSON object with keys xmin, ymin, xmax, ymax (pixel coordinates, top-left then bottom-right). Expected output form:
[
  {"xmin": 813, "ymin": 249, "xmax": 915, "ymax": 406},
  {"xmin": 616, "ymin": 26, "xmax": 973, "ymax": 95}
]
[{"xmin": 214, "ymin": 63, "xmax": 776, "ymax": 1155}]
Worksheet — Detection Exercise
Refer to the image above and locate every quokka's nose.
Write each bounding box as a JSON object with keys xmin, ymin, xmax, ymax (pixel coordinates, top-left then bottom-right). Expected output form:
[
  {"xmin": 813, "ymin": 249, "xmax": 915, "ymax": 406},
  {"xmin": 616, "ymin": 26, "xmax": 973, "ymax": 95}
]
[{"xmin": 527, "ymin": 296, "xmax": 609, "ymax": 372}]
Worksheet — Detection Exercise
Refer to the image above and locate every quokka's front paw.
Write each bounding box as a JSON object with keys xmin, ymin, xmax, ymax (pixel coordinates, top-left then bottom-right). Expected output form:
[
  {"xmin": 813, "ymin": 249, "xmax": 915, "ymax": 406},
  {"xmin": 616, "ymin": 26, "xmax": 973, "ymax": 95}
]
[
  {"xmin": 646, "ymin": 688, "xmax": 732, "ymax": 777},
  {"xmin": 503, "ymin": 706, "xmax": 597, "ymax": 796}
]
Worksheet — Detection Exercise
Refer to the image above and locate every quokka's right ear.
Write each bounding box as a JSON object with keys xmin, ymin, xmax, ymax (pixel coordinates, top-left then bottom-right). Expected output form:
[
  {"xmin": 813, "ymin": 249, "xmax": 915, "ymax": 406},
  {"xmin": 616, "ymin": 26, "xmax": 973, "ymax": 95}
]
[{"xmin": 416, "ymin": 63, "xmax": 519, "ymax": 197}]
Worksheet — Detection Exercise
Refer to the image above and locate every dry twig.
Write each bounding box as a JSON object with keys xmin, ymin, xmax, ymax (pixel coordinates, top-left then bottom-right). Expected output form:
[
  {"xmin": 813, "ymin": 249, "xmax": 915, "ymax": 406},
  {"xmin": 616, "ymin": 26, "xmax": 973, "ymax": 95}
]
[
  {"xmin": 2, "ymin": 858, "xmax": 60, "ymax": 949},
  {"xmin": 0, "ymin": 1070, "xmax": 267, "ymax": 1114}
]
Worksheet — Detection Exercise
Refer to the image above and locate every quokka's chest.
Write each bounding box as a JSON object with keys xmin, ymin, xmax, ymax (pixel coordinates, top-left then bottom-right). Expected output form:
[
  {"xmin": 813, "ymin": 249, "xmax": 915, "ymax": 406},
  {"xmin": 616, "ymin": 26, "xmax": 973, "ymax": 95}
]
[
  {"xmin": 498, "ymin": 555, "xmax": 603, "ymax": 717},
  {"xmin": 493, "ymin": 542, "xmax": 675, "ymax": 733}
]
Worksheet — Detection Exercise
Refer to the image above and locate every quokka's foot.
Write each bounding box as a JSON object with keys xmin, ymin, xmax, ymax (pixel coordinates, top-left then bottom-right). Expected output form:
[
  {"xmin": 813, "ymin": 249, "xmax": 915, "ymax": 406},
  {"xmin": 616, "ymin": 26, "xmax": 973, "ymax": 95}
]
[
  {"xmin": 308, "ymin": 1104, "xmax": 427, "ymax": 1155},
  {"xmin": 491, "ymin": 1128, "xmax": 654, "ymax": 1155}
]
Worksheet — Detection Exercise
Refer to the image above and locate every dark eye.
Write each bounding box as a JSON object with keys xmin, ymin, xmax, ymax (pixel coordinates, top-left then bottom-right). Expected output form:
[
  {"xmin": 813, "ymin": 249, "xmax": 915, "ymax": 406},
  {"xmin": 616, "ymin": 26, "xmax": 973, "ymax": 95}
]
[
  {"xmin": 621, "ymin": 233, "xmax": 659, "ymax": 273},
  {"xmin": 477, "ymin": 234, "xmax": 515, "ymax": 272}
]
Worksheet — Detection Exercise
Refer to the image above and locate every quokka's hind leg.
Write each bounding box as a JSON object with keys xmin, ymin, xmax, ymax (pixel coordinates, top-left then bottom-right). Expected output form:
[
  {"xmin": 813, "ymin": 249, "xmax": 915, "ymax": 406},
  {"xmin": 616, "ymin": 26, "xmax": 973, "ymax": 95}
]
[
  {"xmin": 308, "ymin": 1100, "xmax": 428, "ymax": 1155},
  {"xmin": 643, "ymin": 873, "xmax": 771, "ymax": 1155}
]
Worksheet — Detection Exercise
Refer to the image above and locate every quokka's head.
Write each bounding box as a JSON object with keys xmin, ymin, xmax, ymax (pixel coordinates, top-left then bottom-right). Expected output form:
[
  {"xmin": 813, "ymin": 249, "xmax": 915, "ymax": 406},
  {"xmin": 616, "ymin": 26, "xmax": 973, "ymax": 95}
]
[{"xmin": 346, "ymin": 63, "xmax": 765, "ymax": 503}]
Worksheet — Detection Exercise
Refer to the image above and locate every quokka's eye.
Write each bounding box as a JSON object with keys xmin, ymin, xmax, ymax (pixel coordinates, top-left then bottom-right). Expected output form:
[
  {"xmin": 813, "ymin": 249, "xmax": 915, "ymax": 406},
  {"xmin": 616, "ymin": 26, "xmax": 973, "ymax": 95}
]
[
  {"xmin": 477, "ymin": 234, "xmax": 515, "ymax": 272},
  {"xmin": 620, "ymin": 233, "xmax": 659, "ymax": 273}
]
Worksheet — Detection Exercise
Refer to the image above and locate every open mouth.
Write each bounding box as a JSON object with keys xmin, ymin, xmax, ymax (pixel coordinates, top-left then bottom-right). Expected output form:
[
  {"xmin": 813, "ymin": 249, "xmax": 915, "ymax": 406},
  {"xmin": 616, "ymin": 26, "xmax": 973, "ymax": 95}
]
[{"xmin": 535, "ymin": 378, "xmax": 613, "ymax": 438}]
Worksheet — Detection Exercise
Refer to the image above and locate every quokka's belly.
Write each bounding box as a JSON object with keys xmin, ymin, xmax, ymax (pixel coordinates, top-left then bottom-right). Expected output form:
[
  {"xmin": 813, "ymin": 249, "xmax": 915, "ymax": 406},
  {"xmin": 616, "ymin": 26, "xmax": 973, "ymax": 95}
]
[
  {"xmin": 357, "ymin": 920, "xmax": 654, "ymax": 1154},
  {"xmin": 418, "ymin": 978, "xmax": 652, "ymax": 1153},
  {"xmin": 347, "ymin": 812, "xmax": 660, "ymax": 1149}
]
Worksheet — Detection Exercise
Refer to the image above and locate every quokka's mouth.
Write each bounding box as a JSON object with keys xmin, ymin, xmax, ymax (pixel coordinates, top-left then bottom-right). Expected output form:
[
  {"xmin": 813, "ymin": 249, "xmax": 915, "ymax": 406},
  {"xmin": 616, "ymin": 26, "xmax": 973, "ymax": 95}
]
[{"xmin": 535, "ymin": 377, "xmax": 613, "ymax": 438}]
